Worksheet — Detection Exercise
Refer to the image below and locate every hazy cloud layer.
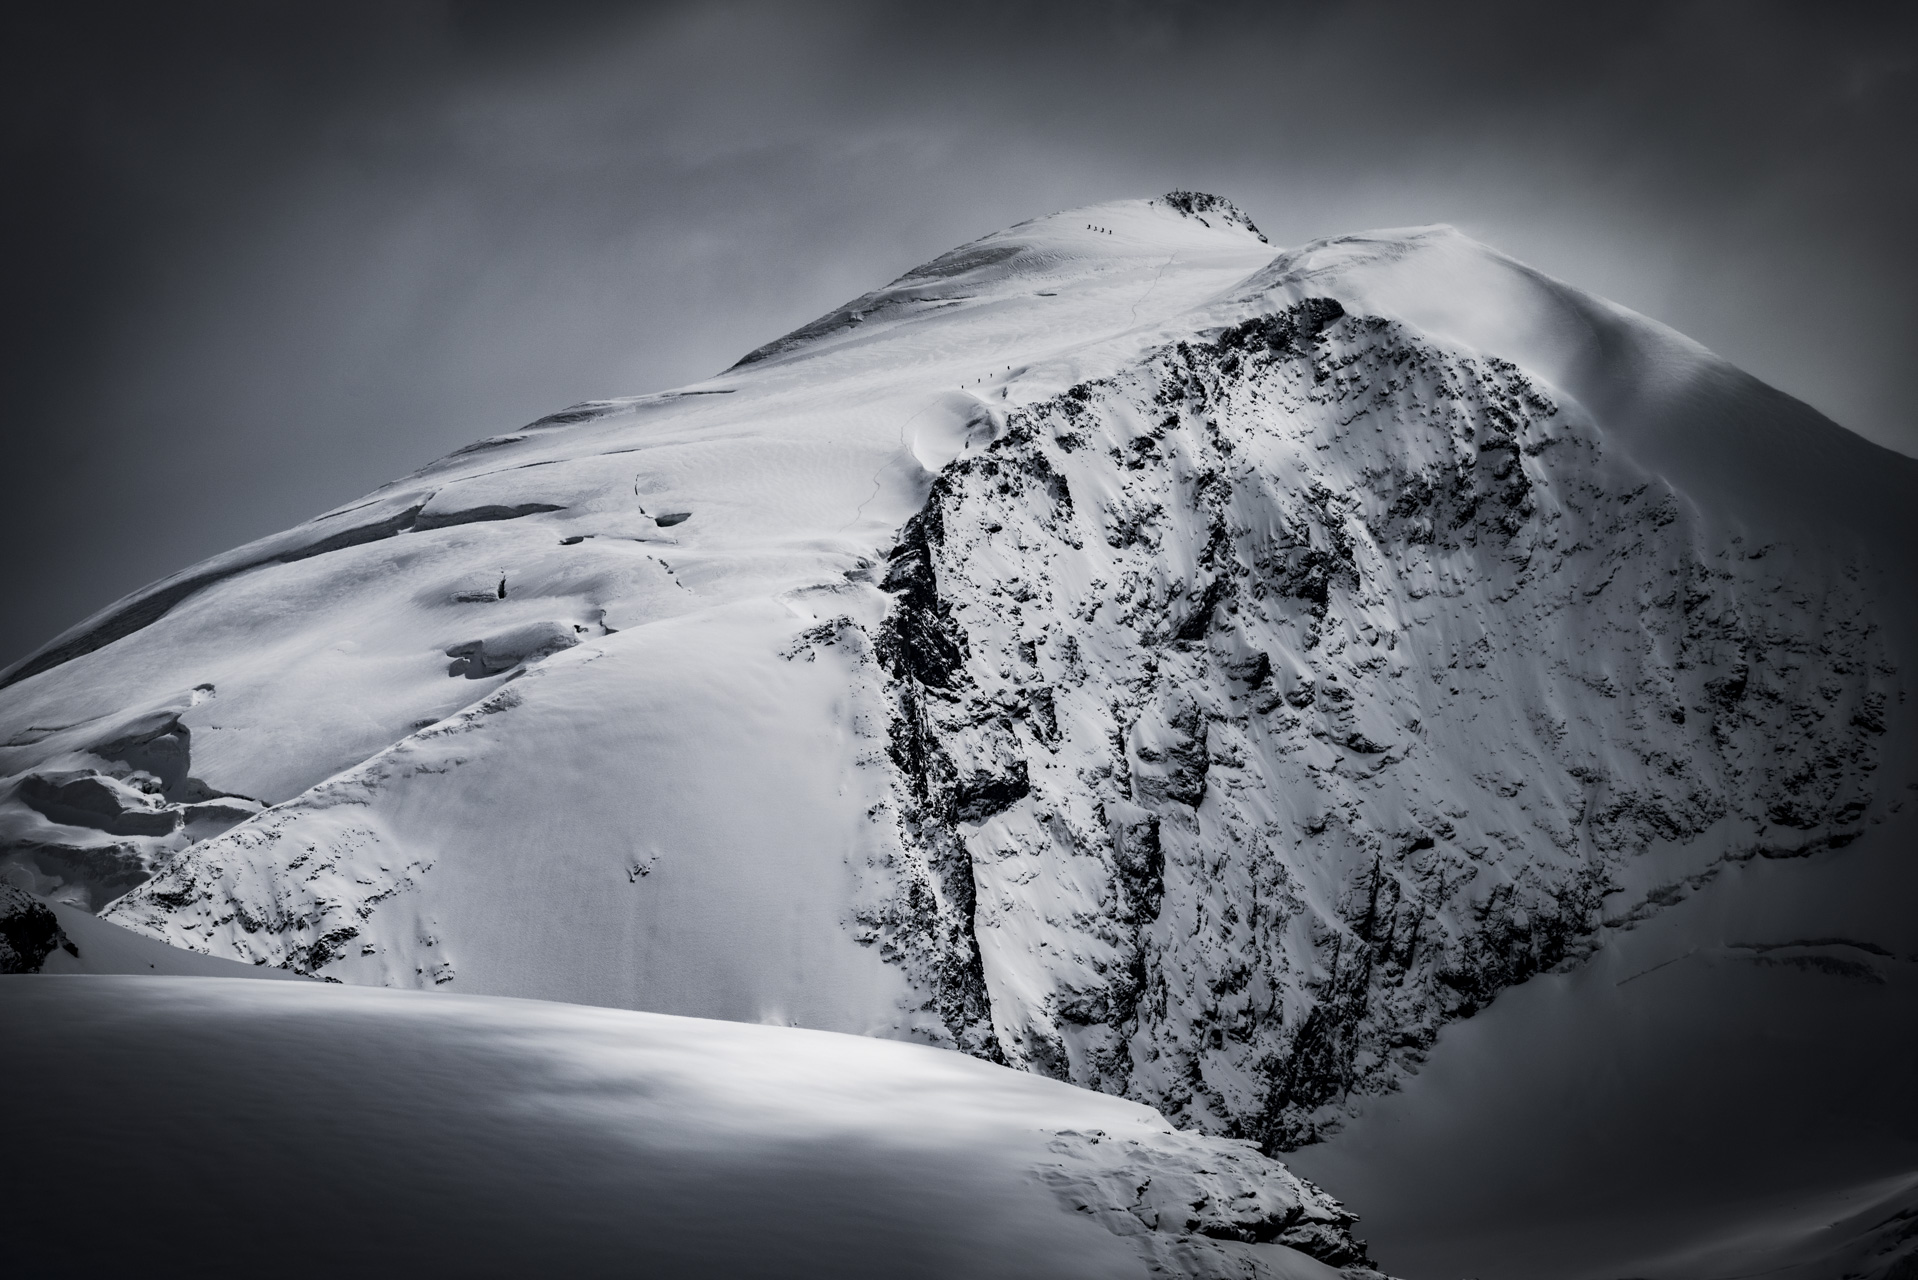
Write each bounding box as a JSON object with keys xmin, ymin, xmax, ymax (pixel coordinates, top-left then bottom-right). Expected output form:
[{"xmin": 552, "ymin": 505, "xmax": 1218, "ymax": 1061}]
[{"xmin": 3, "ymin": 0, "xmax": 1913, "ymax": 666}]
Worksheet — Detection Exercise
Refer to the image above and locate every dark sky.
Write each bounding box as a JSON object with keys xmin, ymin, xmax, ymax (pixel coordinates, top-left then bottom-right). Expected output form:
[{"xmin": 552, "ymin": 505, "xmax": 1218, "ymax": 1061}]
[{"xmin": 3, "ymin": 0, "xmax": 1913, "ymax": 669}]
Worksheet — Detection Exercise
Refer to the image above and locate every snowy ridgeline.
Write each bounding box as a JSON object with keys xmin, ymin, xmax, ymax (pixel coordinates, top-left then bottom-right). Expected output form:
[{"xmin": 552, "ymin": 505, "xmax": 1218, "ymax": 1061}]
[{"xmin": 0, "ymin": 194, "xmax": 1911, "ymax": 1177}]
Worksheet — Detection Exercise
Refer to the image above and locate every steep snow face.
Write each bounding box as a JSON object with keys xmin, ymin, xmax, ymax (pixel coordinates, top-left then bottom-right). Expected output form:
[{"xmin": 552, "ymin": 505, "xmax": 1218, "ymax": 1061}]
[
  {"xmin": 2, "ymin": 977, "xmax": 1371, "ymax": 1277},
  {"xmin": 0, "ymin": 196, "xmax": 1910, "ymax": 1153}
]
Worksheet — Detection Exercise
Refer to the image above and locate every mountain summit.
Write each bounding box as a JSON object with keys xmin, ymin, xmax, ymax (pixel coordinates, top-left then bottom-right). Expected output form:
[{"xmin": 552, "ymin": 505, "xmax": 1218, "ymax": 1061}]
[{"xmin": 2, "ymin": 196, "xmax": 1914, "ymax": 1270}]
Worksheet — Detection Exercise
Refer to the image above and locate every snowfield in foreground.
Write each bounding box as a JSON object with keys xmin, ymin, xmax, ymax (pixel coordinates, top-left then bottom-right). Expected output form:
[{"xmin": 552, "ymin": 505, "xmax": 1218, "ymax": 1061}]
[{"xmin": 1, "ymin": 975, "xmax": 1370, "ymax": 1277}]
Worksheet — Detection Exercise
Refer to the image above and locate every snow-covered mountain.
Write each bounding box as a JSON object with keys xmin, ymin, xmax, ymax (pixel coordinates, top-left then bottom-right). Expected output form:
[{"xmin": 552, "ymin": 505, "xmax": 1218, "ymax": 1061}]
[{"xmin": 2, "ymin": 193, "xmax": 1913, "ymax": 1271}]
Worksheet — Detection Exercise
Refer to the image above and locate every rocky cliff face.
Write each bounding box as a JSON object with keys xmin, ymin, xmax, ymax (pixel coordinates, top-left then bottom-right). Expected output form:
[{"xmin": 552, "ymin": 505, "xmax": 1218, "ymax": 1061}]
[{"xmin": 852, "ymin": 296, "xmax": 1892, "ymax": 1149}]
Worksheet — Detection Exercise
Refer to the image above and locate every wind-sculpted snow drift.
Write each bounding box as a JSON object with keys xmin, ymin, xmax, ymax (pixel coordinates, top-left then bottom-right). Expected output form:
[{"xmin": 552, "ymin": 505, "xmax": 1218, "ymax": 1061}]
[{"xmin": 2, "ymin": 195, "xmax": 1913, "ymax": 1231}]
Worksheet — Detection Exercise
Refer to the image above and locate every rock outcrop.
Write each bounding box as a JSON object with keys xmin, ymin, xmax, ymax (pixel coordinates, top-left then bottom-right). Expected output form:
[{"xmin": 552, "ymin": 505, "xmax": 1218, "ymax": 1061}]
[{"xmin": 0, "ymin": 882, "xmax": 75, "ymax": 972}]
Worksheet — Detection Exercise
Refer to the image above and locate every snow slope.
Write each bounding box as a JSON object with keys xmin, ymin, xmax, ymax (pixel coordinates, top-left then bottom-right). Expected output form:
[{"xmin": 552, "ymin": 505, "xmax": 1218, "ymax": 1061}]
[
  {"xmin": 0, "ymin": 193, "xmax": 1911, "ymax": 1182},
  {"xmin": 0, "ymin": 975, "xmax": 1367, "ymax": 1277}
]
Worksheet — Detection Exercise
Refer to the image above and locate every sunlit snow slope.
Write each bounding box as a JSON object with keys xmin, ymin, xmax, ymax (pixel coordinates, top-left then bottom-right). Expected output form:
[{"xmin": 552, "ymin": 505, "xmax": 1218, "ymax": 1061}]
[{"xmin": 2, "ymin": 194, "xmax": 1912, "ymax": 1169}]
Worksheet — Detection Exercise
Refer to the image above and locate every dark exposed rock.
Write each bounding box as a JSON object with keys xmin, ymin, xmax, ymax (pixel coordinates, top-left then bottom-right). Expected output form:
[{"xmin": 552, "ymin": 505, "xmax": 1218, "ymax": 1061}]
[
  {"xmin": 1169, "ymin": 577, "xmax": 1230, "ymax": 643},
  {"xmin": 1109, "ymin": 810, "xmax": 1165, "ymax": 920},
  {"xmin": 877, "ymin": 498, "xmax": 968, "ymax": 692},
  {"xmin": 952, "ymin": 761, "xmax": 1031, "ymax": 823},
  {"xmin": 867, "ymin": 486, "xmax": 1008, "ymax": 1062},
  {"xmin": 0, "ymin": 883, "xmax": 76, "ymax": 973},
  {"xmin": 1161, "ymin": 191, "xmax": 1269, "ymax": 243},
  {"xmin": 1216, "ymin": 297, "xmax": 1344, "ymax": 357}
]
